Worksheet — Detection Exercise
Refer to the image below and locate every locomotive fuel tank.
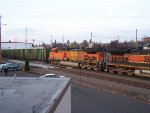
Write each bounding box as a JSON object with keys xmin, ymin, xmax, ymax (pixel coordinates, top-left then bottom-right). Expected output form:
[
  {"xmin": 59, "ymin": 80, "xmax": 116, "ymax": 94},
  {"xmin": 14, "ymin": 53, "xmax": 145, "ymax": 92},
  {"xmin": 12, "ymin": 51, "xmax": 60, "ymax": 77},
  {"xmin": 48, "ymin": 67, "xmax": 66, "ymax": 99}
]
[{"xmin": 60, "ymin": 61, "xmax": 79, "ymax": 67}]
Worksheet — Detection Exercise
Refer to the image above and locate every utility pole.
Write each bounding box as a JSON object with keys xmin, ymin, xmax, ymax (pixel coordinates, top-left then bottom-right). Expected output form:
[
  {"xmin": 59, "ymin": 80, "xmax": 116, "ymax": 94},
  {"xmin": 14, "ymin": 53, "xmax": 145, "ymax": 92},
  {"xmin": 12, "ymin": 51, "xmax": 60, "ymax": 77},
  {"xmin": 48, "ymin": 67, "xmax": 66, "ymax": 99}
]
[
  {"xmin": 62, "ymin": 35, "xmax": 64, "ymax": 49},
  {"xmin": 62, "ymin": 35, "xmax": 64, "ymax": 44},
  {"xmin": 50, "ymin": 34, "xmax": 53, "ymax": 48},
  {"xmin": 0, "ymin": 15, "xmax": 1, "ymax": 63},
  {"xmin": 118, "ymin": 35, "xmax": 120, "ymax": 42},
  {"xmin": 25, "ymin": 28, "xmax": 27, "ymax": 49},
  {"xmin": 89, "ymin": 32, "xmax": 93, "ymax": 48},
  {"xmin": 51, "ymin": 34, "xmax": 52, "ymax": 44},
  {"xmin": 91, "ymin": 32, "xmax": 93, "ymax": 43},
  {"xmin": 136, "ymin": 29, "xmax": 138, "ymax": 49},
  {"xmin": 14, "ymin": 38, "xmax": 17, "ymax": 49},
  {"xmin": 32, "ymin": 39, "xmax": 35, "ymax": 46}
]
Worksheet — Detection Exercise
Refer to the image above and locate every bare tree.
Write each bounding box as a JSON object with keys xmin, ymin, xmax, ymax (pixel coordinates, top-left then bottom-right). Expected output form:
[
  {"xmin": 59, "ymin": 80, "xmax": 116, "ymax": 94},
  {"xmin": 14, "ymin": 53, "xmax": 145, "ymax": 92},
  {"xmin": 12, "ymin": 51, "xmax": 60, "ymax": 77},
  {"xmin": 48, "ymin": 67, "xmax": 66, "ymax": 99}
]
[
  {"xmin": 81, "ymin": 40, "xmax": 88, "ymax": 49},
  {"xmin": 109, "ymin": 40, "xmax": 119, "ymax": 48},
  {"xmin": 69, "ymin": 41, "xmax": 80, "ymax": 49}
]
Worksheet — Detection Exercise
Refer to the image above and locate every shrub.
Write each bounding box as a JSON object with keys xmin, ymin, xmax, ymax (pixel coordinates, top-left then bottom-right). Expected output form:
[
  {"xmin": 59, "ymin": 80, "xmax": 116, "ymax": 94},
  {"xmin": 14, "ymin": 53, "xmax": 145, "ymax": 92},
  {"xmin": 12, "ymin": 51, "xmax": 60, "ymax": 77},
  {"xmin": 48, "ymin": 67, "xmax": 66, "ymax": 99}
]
[{"xmin": 24, "ymin": 59, "xmax": 30, "ymax": 71}]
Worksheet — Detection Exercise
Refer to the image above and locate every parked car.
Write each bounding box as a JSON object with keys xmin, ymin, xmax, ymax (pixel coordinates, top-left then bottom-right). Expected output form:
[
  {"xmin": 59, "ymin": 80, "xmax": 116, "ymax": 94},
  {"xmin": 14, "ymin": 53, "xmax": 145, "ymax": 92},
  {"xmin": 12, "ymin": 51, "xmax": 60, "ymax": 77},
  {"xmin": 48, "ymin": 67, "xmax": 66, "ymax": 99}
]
[
  {"xmin": 4, "ymin": 63, "xmax": 20, "ymax": 71},
  {"xmin": 40, "ymin": 73, "xmax": 65, "ymax": 78},
  {"xmin": 0, "ymin": 63, "xmax": 7, "ymax": 72}
]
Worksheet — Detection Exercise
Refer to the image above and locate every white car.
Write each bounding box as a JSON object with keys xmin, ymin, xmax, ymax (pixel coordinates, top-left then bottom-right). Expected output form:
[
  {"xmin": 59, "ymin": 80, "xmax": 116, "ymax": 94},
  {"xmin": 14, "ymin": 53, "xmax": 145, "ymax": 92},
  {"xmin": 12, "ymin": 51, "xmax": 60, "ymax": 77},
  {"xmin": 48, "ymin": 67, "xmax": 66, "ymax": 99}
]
[{"xmin": 40, "ymin": 74, "xmax": 65, "ymax": 78}]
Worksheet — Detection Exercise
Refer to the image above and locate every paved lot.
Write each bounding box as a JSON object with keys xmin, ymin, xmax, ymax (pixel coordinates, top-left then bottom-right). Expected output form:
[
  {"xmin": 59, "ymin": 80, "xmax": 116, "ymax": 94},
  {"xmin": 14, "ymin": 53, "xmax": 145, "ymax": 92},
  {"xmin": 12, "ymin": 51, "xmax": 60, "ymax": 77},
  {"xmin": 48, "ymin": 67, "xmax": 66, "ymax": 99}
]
[{"xmin": 72, "ymin": 83, "xmax": 150, "ymax": 113}]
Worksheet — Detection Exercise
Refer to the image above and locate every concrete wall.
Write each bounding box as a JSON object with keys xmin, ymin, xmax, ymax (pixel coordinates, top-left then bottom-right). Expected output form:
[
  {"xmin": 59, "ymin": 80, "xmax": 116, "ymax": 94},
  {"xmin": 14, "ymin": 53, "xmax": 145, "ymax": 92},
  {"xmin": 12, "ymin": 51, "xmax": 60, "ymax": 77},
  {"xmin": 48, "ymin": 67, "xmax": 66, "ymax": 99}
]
[{"xmin": 54, "ymin": 85, "xmax": 71, "ymax": 113}]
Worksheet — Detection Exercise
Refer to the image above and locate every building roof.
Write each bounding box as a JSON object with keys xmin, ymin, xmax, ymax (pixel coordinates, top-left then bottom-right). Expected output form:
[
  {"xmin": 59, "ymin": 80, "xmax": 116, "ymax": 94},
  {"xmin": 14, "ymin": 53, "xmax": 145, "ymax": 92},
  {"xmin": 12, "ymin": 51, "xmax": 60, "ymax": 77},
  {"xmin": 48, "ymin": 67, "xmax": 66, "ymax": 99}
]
[
  {"xmin": 2, "ymin": 42, "xmax": 33, "ymax": 44},
  {"xmin": 0, "ymin": 77, "xmax": 70, "ymax": 113}
]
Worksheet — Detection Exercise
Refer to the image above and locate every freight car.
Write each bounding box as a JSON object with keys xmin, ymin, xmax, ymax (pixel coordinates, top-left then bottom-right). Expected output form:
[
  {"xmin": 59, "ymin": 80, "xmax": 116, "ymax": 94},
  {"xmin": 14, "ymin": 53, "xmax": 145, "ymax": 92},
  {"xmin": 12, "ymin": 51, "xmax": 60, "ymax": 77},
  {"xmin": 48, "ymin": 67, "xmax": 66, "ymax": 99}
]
[
  {"xmin": 49, "ymin": 48, "xmax": 107, "ymax": 70},
  {"xmin": 108, "ymin": 48, "xmax": 150, "ymax": 78},
  {"xmin": 2, "ymin": 49, "xmax": 50, "ymax": 62}
]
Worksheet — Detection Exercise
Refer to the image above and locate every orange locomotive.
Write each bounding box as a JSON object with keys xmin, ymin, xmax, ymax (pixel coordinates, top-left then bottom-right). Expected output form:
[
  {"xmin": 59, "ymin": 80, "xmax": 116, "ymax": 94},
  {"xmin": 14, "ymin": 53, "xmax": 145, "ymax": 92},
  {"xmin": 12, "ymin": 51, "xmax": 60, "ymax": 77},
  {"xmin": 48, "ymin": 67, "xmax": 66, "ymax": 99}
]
[
  {"xmin": 49, "ymin": 48, "xmax": 106, "ymax": 70},
  {"xmin": 49, "ymin": 47, "xmax": 150, "ymax": 78},
  {"xmin": 108, "ymin": 48, "xmax": 150, "ymax": 77}
]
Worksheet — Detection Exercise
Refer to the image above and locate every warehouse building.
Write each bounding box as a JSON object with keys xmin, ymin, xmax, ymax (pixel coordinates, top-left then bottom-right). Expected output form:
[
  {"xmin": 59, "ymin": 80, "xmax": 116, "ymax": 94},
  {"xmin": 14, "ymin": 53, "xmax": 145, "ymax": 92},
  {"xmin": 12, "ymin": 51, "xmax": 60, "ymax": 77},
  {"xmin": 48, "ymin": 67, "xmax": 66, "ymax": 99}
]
[
  {"xmin": 1, "ymin": 42, "xmax": 33, "ymax": 49},
  {"xmin": 0, "ymin": 77, "xmax": 71, "ymax": 113}
]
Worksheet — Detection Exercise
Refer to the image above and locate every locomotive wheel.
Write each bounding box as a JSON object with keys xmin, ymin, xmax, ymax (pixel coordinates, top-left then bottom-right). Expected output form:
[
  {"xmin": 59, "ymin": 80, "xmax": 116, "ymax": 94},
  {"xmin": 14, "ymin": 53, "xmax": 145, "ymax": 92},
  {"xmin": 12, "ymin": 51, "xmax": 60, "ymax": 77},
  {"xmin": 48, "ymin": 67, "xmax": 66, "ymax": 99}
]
[
  {"xmin": 81, "ymin": 63, "xmax": 84, "ymax": 69},
  {"xmin": 57, "ymin": 61, "xmax": 60, "ymax": 66},
  {"xmin": 50, "ymin": 61, "xmax": 56, "ymax": 65},
  {"xmin": 109, "ymin": 70, "xmax": 114, "ymax": 74},
  {"xmin": 108, "ymin": 68, "xmax": 115, "ymax": 74},
  {"xmin": 55, "ymin": 61, "xmax": 59, "ymax": 65},
  {"xmin": 117, "ymin": 68, "xmax": 122, "ymax": 75},
  {"xmin": 91, "ymin": 64, "xmax": 95, "ymax": 70},
  {"xmin": 50, "ymin": 61, "xmax": 53, "ymax": 64},
  {"xmin": 94, "ymin": 67, "xmax": 99, "ymax": 71},
  {"xmin": 87, "ymin": 65, "xmax": 91, "ymax": 70},
  {"xmin": 81, "ymin": 62, "xmax": 87, "ymax": 69},
  {"xmin": 127, "ymin": 70, "xmax": 135, "ymax": 76},
  {"xmin": 117, "ymin": 70, "xmax": 122, "ymax": 75}
]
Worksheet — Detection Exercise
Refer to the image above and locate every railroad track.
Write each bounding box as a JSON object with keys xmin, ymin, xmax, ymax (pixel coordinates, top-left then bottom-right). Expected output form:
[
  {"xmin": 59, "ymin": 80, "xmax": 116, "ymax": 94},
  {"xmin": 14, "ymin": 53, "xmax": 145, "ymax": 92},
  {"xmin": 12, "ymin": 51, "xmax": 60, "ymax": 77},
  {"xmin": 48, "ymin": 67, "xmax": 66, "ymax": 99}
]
[
  {"xmin": 8, "ymin": 60, "xmax": 150, "ymax": 102},
  {"xmin": 56, "ymin": 66, "xmax": 150, "ymax": 89},
  {"xmin": 9, "ymin": 60, "xmax": 150, "ymax": 90}
]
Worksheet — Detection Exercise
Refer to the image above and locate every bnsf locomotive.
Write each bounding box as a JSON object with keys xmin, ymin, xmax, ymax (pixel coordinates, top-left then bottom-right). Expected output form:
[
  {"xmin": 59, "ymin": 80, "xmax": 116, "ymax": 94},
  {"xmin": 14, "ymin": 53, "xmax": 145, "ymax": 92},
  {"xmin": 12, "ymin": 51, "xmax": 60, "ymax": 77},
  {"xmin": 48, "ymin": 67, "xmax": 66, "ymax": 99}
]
[
  {"xmin": 49, "ymin": 47, "xmax": 150, "ymax": 78},
  {"xmin": 108, "ymin": 48, "xmax": 150, "ymax": 78},
  {"xmin": 49, "ymin": 48, "xmax": 106, "ymax": 70}
]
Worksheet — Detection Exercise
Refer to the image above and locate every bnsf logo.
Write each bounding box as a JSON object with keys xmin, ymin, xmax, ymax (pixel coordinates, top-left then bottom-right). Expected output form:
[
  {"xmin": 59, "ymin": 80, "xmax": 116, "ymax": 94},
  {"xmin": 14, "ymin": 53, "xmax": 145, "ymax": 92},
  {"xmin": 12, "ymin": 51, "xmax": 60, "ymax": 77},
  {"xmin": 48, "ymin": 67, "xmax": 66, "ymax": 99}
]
[{"xmin": 144, "ymin": 56, "xmax": 150, "ymax": 62}]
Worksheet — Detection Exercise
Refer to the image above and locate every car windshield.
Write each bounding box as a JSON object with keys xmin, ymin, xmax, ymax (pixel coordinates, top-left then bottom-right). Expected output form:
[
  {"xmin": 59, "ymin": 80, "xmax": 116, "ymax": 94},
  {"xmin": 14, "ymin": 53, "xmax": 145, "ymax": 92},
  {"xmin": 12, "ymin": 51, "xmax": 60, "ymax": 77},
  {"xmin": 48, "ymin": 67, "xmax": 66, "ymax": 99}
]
[
  {"xmin": 45, "ymin": 75, "xmax": 59, "ymax": 78},
  {"xmin": 45, "ymin": 74, "xmax": 55, "ymax": 76}
]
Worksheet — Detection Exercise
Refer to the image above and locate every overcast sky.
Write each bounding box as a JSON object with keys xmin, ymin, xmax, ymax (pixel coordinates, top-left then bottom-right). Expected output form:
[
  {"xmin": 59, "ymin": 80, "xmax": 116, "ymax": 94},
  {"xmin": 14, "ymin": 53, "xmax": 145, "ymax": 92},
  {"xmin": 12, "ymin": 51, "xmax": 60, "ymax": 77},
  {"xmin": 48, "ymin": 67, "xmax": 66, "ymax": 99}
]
[{"xmin": 0, "ymin": 0, "xmax": 150, "ymax": 44}]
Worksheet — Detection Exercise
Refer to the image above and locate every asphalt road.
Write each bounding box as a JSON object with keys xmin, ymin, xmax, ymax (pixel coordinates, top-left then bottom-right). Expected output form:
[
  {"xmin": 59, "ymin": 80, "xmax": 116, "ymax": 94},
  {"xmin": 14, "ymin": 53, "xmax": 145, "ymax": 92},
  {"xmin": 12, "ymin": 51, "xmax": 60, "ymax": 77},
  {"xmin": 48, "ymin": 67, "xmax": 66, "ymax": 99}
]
[
  {"xmin": 72, "ymin": 83, "xmax": 150, "ymax": 113},
  {"xmin": 0, "ymin": 71, "xmax": 150, "ymax": 113}
]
